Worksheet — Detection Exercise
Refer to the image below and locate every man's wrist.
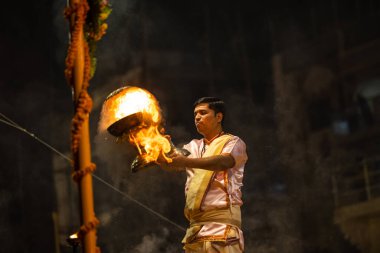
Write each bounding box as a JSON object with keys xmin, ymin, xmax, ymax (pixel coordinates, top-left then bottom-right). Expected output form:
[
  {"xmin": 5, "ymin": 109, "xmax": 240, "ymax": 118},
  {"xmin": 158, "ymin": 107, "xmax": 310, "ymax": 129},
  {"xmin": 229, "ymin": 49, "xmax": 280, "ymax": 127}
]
[{"xmin": 176, "ymin": 167, "xmax": 186, "ymax": 172}]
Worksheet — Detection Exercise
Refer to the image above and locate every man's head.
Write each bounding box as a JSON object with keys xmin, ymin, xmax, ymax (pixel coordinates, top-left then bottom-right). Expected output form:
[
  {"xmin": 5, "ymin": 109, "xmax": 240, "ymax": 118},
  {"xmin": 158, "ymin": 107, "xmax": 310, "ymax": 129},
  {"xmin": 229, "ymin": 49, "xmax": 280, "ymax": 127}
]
[{"xmin": 193, "ymin": 97, "xmax": 225, "ymax": 138}]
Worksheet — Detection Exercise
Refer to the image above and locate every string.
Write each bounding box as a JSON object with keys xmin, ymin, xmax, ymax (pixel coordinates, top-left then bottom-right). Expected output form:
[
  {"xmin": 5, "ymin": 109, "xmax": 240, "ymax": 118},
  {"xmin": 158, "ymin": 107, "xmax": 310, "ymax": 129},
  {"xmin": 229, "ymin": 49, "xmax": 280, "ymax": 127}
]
[{"xmin": 0, "ymin": 112, "xmax": 186, "ymax": 232}]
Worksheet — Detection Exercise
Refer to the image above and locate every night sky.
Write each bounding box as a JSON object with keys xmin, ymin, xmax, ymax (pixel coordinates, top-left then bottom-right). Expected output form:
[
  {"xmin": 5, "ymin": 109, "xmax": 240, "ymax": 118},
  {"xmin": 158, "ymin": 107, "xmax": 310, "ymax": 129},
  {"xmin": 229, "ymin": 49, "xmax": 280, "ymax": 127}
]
[{"xmin": 1, "ymin": 0, "xmax": 379, "ymax": 252}]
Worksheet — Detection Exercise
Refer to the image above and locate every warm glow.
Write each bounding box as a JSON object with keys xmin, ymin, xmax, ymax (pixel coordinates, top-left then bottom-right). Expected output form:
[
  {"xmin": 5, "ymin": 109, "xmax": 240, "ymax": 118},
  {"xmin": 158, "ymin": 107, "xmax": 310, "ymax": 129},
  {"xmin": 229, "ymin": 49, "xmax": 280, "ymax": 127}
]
[
  {"xmin": 130, "ymin": 124, "xmax": 172, "ymax": 163},
  {"xmin": 99, "ymin": 86, "xmax": 172, "ymax": 164},
  {"xmin": 69, "ymin": 233, "xmax": 78, "ymax": 239},
  {"xmin": 99, "ymin": 86, "xmax": 161, "ymax": 132}
]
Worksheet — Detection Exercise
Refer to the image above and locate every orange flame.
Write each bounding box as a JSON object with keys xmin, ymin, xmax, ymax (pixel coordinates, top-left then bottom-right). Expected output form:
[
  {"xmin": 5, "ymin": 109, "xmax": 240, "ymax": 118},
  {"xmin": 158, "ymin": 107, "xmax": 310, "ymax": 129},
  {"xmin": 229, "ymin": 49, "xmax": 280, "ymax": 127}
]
[
  {"xmin": 99, "ymin": 86, "xmax": 172, "ymax": 163},
  {"xmin": 69, "ymin": 233, "xmax": 78, "ymax": 239}
]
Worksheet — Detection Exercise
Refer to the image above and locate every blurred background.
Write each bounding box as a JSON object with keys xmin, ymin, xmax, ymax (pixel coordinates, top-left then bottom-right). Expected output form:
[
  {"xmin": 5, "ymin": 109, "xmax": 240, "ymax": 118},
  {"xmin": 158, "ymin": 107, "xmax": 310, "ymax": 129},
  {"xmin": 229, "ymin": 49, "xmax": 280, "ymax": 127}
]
[{"xmin": 1, "ymin": 0, "xmax": 380, "ymax": 252}]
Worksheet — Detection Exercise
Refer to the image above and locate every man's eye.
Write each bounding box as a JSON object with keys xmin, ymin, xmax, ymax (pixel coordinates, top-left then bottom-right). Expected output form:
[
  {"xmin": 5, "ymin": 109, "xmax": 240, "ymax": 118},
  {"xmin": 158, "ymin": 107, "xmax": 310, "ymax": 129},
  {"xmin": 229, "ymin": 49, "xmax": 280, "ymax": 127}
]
[{"xmin": 194, "ymin": 110, "xmax": 207, "ymax": 116}]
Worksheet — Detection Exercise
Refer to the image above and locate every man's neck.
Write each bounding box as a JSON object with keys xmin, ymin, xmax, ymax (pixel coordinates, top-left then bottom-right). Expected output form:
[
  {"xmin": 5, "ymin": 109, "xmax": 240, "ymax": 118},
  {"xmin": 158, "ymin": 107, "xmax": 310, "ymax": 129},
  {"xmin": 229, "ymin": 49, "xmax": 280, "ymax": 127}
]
[{"xmin": 203, "ymin": 128, "xmax": 224, "ymax": 144}]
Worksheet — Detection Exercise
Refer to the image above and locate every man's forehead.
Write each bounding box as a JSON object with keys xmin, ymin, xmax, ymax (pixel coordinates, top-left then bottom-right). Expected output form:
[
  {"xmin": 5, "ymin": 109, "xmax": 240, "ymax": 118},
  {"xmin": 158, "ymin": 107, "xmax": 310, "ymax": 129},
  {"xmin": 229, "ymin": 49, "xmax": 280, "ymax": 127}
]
[{"xmin": 194, "ymin": 103, "xmax": 210, "ymax": 112}]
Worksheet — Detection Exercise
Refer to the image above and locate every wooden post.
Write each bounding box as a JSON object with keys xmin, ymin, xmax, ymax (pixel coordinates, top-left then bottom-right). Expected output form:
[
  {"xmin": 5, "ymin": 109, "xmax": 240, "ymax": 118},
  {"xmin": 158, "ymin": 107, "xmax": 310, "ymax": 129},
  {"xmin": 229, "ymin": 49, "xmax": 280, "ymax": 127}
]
[{"xmin": 66, "ymin": 0, "xmax": 98, "ymax": 252}]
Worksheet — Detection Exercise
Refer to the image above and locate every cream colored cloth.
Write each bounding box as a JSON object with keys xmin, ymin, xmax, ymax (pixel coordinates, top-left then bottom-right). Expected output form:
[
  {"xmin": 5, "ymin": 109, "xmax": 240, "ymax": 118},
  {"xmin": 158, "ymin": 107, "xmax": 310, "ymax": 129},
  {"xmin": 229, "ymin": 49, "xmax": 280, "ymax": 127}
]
[
  {"xmin": 185, "ymin": 241, "xmax": 242, "ymax": 253},
  {"xmin": 185, "ymin": 134, "xmax": 234, "ymax": 218},
  {"xmin": 184, "ymin": 226, "xmax": 243, "ymax": 253},
  {"xmin": 182, "ymin": 135, "xmax": 248, "ymax": 251},
  {"xmin": 184, "ymin": 136, "xmax": 247, "ymax": 211}
]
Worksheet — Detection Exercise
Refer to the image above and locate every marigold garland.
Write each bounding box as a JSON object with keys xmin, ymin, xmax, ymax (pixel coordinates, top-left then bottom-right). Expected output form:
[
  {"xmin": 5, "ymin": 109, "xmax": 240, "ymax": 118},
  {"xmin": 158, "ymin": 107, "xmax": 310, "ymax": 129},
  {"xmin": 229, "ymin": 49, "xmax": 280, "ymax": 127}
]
[
  {"xmin": 64, "ymin": 2, "xmax": 89, "ymax": 83},
  {"xmin": 74, "ymin": 217, "xmax": 101, "ymax": 253},
  {"xmin": 72, "ymin": 162, "xmax": 96, "ymax": 182},
  {"xmin": 79, "ymin": 217, "xmax": 100, "ymax": 237},
  {"xmin": 64, "ymin": 0, "xmax": 111, "ymax": 251}
]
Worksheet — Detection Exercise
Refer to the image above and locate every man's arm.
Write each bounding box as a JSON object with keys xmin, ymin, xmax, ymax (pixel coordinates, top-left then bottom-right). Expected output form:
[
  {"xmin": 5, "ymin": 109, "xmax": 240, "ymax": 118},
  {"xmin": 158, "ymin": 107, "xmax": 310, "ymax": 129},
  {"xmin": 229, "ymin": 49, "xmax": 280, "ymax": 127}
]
[{"xmin": 161, "ymin": 153, "xmax": 235, "ymax": 172}]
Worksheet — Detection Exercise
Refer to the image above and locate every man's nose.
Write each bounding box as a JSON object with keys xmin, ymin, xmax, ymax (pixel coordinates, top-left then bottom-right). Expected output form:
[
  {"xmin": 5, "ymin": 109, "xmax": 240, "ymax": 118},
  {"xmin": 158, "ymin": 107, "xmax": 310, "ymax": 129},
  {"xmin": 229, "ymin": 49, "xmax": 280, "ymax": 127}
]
[{"xmin": 195, "ymin": 114, "xmax": 201, "ymax": 121}]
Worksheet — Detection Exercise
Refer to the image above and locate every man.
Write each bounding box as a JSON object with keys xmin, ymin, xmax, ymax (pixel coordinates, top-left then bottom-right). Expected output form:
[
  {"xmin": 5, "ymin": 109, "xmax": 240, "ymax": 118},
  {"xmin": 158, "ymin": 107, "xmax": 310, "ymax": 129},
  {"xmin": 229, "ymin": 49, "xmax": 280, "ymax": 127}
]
[{"xmin": 161, "ymin": 97, "xmax": 248, "ymax": 253}]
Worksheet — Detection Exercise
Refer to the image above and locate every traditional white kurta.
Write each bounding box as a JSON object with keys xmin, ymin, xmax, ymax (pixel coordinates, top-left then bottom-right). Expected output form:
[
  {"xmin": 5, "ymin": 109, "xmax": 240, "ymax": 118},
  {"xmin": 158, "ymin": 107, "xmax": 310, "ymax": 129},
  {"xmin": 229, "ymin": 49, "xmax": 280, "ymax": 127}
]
[{"xmin": 183, "ymin": 135, "xmax": 248, "ymax": 251}]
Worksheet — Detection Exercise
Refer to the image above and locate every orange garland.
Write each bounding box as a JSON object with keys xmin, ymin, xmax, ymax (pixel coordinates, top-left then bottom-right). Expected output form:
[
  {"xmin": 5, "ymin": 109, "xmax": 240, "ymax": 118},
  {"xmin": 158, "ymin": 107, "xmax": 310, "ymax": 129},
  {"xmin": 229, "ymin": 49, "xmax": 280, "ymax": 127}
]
[
  {"xmin": 64, "ymin": 2, "xmax": 89, "ymax": 83},
  {"xmin": 65, "ymin": 0, "xmax": 94, "ymax": 177},
  {"xmin": 64, "ymin": 0, "xmax": 101, "ymax": 251},
  {"xmin": 77, "ymin": 217, "xmax": 101, "ymax": 253},
  {"xmin": 72, "ymin": 163, "xmax": 96, "ymax": 182},
  {"xmin": 78, "ymin": 217, "xmax": 100, "ymax": 238}
]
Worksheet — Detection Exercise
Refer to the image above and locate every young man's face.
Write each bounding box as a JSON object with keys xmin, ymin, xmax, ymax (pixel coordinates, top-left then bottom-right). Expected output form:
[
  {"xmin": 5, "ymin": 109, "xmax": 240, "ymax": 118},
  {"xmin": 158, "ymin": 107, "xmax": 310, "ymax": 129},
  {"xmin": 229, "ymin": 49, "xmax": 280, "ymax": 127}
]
[{"xmin": 193, "ymin": 103, "xmax": 223, "ymax": 136}]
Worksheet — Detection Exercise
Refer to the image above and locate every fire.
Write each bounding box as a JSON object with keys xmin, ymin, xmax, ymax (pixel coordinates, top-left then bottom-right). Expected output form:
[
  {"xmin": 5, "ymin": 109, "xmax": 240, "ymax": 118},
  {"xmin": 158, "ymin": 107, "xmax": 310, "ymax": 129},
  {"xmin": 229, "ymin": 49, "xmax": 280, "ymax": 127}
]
[
  {"xmin": 69, "ymin": 233, "xmax": 78, "ymax": 239},
  {"xmin": 99, "ymin": 86, "xmax": 172, "ymax": 164},
  {"xmin": 130, "ymin": 124, "xmax": 172, "ymax": 163},
  {"xmin": 99, "ymin": 86, "xmax": 161, "ymax": 131}
]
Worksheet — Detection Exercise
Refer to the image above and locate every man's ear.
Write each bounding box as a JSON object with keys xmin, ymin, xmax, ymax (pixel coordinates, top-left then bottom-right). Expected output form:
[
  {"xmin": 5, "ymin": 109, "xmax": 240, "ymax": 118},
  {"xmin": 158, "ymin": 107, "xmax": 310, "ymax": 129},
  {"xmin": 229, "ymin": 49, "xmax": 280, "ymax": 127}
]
[{"xmin": 216, "ymin": 112, "xmax": 223, "ymax": 123}]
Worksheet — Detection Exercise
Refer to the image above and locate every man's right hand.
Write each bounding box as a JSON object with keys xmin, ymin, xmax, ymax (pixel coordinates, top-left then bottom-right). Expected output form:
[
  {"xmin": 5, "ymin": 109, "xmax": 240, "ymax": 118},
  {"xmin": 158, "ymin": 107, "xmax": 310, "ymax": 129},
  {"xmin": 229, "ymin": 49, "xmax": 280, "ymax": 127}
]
[{"xmin": 157, "ymin": 152, "xmax": 185, "ymax": 172}]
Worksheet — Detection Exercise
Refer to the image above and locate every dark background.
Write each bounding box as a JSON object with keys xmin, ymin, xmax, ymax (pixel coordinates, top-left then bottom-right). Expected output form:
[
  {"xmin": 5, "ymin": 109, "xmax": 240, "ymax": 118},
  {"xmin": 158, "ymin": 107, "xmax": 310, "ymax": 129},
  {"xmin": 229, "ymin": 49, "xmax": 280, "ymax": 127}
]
[{"xmin": 1, "ymin": 0, "xmax": 380, "ymax": 252}]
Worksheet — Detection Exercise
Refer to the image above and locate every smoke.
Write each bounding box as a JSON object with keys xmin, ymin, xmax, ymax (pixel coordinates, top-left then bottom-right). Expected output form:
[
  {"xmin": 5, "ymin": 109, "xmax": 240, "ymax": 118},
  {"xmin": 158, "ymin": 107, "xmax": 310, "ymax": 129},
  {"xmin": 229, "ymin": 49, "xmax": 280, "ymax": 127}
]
[
  {"xmin": 98, "ymin": 207, "xmax": 123, "ymax": 226},
  {"xmin": 93, "ymin": 131, "xmax": 135, "ymax": 188},
  {"xmin": 91, "ymin": 80, "xmax": 187, "ymax": 253},
  {"xmin": 130, "ymin": 228, "xmax": 178, "ymax": 253}
]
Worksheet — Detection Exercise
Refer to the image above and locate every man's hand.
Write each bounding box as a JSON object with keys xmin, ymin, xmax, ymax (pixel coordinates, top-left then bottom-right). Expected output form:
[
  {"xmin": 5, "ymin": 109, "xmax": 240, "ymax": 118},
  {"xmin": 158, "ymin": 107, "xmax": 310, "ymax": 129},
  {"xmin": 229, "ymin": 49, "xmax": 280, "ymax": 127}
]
[
  {"xmin": 170, "ymin": 153, "xmax": 188, "ymax": 168},
  {"xmin": 157, "ymin": 152, "xmax": 186, "ymax": 172}
]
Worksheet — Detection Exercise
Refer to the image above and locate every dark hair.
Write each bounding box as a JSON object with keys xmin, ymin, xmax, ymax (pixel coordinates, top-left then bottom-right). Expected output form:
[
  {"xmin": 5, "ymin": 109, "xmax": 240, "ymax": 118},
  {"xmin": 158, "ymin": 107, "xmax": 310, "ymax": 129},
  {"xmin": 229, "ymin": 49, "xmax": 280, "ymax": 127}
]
[{"xmin": 193, "ymin": 97, "xmax": 226, "ymax": 124}]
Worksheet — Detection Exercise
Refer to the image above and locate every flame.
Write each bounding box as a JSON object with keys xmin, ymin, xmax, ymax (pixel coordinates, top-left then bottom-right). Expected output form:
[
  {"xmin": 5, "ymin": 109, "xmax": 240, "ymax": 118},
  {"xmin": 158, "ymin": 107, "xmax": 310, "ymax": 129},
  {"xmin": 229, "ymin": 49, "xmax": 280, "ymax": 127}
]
[
  {"xmin": 69, "ymin": 233, "xmax": 78, "ymax": 239},
  {"xmin": 130, "ymin": 125, "xmax": 172, "ymax": 163},
  {"xmin": 99, "ymin": 86, "xmax": 172, "ymax": 163}
]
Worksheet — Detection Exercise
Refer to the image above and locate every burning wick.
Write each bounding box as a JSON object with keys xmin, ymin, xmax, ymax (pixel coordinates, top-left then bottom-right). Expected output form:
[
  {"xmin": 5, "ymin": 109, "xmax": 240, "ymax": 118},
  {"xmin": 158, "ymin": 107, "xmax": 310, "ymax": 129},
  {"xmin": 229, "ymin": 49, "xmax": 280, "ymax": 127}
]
[
  {"xmin": 66, "ymin": 232, "xmax": 80, "ymax": 248},
  {"xmin": 99, "ymin": 86, "xmax": 190, "ymax": 172},
  {"xmin": 69, "ymin": 233, "xmax": 78, "ymax": 239}
]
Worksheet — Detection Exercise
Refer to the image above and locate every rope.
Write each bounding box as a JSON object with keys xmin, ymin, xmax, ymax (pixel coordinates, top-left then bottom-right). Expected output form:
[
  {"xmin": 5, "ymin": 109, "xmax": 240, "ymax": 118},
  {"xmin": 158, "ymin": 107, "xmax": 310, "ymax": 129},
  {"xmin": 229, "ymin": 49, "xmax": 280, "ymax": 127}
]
[
  {"xmin": 92, "ymin": 173, "xmax": 186, "ymax": 231},
  {"xmin": 0, "ymin": 115, "xmax": 71, "ymax": 161},
  {"xmin": 0, "ymin": 113, "xmax": 186, "ymax": 232}
]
